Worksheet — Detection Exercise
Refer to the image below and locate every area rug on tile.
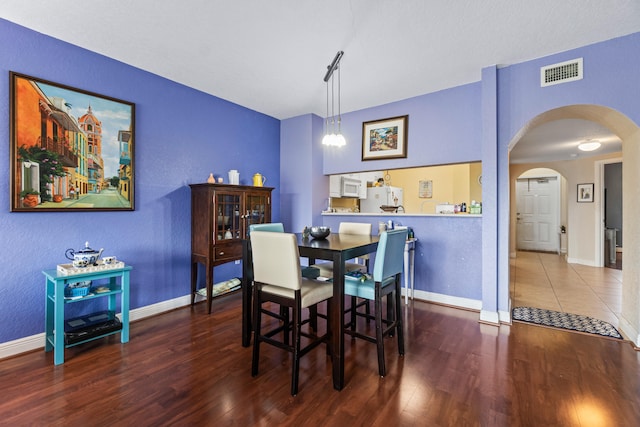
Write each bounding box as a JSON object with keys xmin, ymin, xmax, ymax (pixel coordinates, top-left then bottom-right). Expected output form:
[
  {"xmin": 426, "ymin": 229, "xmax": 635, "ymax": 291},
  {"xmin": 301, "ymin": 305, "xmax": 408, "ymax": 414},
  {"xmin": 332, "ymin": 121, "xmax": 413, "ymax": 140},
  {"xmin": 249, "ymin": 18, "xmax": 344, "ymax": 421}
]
[{"xmin": 512, "ymin": 306, "xmax": 622, "ymax": 339}]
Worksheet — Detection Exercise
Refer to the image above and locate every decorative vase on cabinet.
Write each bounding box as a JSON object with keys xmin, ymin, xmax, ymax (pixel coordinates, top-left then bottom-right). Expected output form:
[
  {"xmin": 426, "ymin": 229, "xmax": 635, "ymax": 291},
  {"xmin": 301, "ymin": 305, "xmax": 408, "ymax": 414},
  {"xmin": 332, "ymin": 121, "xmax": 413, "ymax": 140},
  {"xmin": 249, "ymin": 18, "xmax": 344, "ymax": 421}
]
[{"xmin": 189, "ymin": 183, "xmax": 273, "ymax": 313}]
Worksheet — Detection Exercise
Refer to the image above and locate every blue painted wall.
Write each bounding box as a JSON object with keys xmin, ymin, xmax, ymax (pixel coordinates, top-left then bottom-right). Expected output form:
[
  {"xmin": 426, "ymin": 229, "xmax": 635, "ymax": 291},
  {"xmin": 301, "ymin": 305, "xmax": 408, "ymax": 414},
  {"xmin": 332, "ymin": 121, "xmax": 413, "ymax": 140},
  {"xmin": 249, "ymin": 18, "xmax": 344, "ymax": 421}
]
[
  {"xmin": 280, "ymin": 114, "xmax": 326, "ymax": 234},
  {"xmin": 0, "ymin": 19, "xmax": 280, "ymax": 343},
  {"xmin": 323, "ymin": 82, "xmax": 482, "ymax": 175},
  {"xmin": 322, "ymin": 215, "xmax": 483, "ymax": 300}
]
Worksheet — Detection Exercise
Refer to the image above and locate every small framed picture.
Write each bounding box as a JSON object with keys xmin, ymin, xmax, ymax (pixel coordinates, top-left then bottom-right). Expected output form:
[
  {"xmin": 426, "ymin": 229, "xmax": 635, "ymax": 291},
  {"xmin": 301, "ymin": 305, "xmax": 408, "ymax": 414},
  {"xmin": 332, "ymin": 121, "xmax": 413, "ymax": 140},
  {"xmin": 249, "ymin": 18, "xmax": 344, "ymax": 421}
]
[
  {"xmin": 577, "ymin": 183, "xmax": 594, "ymax": 203},
  {"xmin": 362, "ymin": 115, "xmax": 408, "ymax": 161},
  {"xmin": 419, "ymin": 180, "xmax": 433, "ymax": 198}
]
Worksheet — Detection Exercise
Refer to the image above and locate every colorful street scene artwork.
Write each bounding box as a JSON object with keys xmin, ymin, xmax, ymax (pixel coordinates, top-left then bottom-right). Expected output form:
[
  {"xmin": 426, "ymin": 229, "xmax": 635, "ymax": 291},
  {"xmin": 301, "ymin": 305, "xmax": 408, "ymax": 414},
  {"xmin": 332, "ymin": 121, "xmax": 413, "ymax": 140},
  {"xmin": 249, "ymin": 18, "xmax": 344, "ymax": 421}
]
[{"xmin": 10, "ymin": 73, "xmax": 134, "ymax": 211}]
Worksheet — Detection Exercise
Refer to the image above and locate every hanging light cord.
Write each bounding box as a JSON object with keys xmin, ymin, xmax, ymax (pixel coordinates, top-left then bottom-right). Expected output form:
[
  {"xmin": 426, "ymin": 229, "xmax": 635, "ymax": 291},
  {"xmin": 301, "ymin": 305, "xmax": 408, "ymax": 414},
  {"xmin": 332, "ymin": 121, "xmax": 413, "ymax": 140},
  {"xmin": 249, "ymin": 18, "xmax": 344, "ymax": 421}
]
[
  {"xmin": 337, "ymin": 64, "xmax": 341, "ymax": 134},
  {"xmin": 330, "ymin": 71, "xmax": 336, "ymax": 134},
  {"xmin": 325, "ymin": 73, "xmax": 330, "ymax": 135},
  {"xmin": 322, "ymin": 51, "xmax": 345, "ymax": 146}
]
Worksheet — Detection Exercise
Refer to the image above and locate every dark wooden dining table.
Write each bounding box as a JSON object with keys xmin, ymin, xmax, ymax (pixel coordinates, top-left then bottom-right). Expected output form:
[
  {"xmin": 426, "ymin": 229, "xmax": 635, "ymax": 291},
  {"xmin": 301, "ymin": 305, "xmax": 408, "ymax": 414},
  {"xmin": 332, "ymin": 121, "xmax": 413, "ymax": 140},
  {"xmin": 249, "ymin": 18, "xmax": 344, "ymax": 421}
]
[{"xmin": 241, "ymin": 232, "xmax": 380, "ymax": 391}]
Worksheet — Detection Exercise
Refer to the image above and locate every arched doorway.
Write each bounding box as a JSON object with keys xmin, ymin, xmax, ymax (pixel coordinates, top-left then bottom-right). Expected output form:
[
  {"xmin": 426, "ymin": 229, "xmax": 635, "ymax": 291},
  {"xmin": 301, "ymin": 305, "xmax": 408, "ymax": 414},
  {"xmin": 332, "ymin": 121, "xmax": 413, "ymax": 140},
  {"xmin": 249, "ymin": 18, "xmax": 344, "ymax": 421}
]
[{"xmin": 506, "ymin": 104, "xmax": 640, "ymax": 344}]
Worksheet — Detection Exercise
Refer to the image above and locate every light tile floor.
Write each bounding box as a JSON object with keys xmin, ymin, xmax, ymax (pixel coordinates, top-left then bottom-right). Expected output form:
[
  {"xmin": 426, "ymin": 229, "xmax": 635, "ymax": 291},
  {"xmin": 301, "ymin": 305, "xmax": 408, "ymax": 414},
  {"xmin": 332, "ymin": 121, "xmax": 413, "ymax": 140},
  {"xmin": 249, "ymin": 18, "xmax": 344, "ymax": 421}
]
[{"xmin": 511, "ymin": 251, "xmax": 622, "ymax": 328}]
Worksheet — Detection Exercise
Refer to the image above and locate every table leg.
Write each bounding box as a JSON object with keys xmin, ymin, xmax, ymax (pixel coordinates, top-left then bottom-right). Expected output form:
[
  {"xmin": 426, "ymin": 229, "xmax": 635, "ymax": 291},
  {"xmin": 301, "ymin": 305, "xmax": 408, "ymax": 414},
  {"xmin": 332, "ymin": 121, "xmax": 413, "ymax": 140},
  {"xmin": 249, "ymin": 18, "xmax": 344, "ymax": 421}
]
[
  {"xmin": 121, "ymin": 271, "xmax": 130, "ymax": 343},
  {"xmin": 190, "ymin": 260, "xmax": 198, "ymax": 305},
  {"xmin": 54, "ymin": 280, "xmax": 65, "ymax": 365},
  {"xmin": 404, "ymin": 243, "xmax": 409, "ymax": 304},
  {"xmin": 331, "ymin": 253, "xmax": 345, "ymax": 390},
  {"xmin": 108, "ymin": 277, "xmax": 117, "ymax": 314},
  {"xmin": 44, "ymin": 278, "xmax": 54, "ymax": 352},
  {"xmin": 206, "ymin": 261, "xmax": 214, "ymax": 314},
  {"xmin": 409, "ymin": 244, "xmax": 416, "ymax": 300},
  {"xmin": 241, "ymin": 240, "xmax": 253, "ymax": 347}
]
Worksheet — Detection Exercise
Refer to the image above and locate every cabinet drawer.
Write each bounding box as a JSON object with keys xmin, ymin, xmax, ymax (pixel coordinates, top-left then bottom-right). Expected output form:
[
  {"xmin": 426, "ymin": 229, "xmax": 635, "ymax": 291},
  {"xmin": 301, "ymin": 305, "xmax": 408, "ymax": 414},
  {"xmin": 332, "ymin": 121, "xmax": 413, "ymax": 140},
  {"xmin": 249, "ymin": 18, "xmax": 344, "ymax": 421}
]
[{"xmin": 213, "ymin": 242, "xmax": 242, "ymax": 262}]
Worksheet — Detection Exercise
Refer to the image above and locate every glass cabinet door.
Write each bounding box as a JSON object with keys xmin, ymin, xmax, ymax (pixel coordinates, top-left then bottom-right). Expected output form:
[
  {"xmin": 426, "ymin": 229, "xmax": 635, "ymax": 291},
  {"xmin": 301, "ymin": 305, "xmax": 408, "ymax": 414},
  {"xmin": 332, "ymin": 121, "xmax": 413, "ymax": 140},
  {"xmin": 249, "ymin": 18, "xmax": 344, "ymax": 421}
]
[
  {"xmin": 245, "ymin": 192, "xmax": 270, "ymax": 237},
  {"xmin": 216, "ymin": 192, "xmax": 241, "ymax": 241}
]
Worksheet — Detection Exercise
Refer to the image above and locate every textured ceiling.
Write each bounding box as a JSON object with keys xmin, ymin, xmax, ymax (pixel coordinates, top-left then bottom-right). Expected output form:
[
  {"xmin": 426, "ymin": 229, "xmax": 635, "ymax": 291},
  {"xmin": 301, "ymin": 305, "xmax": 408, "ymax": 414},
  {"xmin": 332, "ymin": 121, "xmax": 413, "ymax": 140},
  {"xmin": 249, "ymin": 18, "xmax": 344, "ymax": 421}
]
[
  {"xmin": 1, "ymin": 0, "xmax": 639, "ymax": 161},
  {"xmin": 510, "ymin": 120, "xmax": 622, "ymax": 164}
]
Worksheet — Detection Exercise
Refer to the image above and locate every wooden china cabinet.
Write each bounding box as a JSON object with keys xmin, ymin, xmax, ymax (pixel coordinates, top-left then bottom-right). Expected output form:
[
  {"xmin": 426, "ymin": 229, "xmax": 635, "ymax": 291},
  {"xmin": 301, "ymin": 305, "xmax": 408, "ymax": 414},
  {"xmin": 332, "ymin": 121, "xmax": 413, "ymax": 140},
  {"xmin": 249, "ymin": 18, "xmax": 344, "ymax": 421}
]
[{"xmin": 189, "ymin": 183, "xmax": 273, "ymax": 313}]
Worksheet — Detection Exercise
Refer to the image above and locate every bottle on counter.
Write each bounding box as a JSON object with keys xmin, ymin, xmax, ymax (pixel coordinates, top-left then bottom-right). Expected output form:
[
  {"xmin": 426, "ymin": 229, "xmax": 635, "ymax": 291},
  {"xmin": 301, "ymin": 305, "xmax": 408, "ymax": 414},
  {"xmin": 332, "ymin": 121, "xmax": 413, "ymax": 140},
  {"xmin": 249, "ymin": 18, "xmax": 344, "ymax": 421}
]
[{"xmin": 469, "ymin": 200, "xmax": 482, "ymax": 214}]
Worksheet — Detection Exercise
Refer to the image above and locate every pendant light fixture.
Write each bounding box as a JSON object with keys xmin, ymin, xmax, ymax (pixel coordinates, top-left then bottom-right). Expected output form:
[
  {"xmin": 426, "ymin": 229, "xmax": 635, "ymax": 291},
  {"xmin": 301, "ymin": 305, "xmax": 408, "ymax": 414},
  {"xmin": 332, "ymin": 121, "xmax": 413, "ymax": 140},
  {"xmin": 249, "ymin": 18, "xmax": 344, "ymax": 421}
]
[{"xmin": 322, "ymin": 51, "xmax": 346, "ymax": 147}]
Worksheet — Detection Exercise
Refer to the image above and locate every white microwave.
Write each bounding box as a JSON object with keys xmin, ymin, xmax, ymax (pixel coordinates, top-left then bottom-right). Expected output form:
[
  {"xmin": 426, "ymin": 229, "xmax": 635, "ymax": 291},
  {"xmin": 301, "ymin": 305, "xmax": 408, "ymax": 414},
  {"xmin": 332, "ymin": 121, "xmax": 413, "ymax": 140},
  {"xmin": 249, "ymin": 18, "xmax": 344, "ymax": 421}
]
[{"xmin": 340, "ymin": 177, "xmax": 361, "ymax": 198}]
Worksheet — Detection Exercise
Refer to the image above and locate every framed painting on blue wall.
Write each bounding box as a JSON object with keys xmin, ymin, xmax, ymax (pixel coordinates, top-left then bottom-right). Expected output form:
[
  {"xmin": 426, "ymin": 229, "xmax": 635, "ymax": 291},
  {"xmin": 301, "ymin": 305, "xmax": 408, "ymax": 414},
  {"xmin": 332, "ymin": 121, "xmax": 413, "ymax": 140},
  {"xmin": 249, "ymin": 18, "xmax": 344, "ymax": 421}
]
[
  {"xmin": 362, "ymin": 115, "xmax": 408, "ymax": 161},
  {"xmin": 9, "ymin": 72, "xmax": 135, "ymax": 212}
]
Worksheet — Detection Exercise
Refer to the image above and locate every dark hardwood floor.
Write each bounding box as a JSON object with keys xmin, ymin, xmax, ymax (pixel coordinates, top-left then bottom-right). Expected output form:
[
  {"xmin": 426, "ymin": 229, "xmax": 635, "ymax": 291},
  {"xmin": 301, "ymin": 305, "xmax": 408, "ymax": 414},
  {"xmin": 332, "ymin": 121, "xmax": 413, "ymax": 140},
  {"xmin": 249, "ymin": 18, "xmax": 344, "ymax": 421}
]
[{"xmin": 2, "ymin": 293, "xmax": 639, "ymax": 426}]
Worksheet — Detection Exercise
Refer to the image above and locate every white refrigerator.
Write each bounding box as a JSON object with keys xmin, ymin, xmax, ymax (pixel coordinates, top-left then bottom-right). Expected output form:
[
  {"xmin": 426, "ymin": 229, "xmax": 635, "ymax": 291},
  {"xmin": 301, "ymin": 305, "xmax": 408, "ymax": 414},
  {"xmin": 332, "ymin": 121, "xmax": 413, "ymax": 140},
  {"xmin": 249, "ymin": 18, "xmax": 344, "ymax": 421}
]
[{"xmin": 360, "ymin": 186, "xmax": 404, "ymax": 213}]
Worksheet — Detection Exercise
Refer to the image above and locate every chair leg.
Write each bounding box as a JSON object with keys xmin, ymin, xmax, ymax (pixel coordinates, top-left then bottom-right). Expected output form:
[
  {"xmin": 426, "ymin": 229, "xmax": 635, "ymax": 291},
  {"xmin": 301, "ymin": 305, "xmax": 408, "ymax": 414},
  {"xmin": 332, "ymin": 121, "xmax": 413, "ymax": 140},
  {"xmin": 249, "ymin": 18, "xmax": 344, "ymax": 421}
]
[
  {"xmin": 283, "ymin": 306, "xmax": 290, "ymax": 346},
  {"xmin": 395, "ymin": 279, "xmax": 405, "ymax": 356},
  {"xmin": 291, "ymin": 303, "xmax": 301, "ymax": 396},
  {"xmin": 251, "ymin": 289, "xmax": 262, "ymax": 377},
  {"xmin": 364, "ymin": 299, "xmax": 371, "ymax": 324},
  {"xmin": 374, "ymin": 288, "xmax": 386, "ymax": 377},
  {"xmin": 364, "ymin": 260, "xmax": 372, "ymax": 324},
  {"xmin": 387, "ymin": 293, "xmax": 394, "ymax": 337},
  {"xmin": 350, "ymin": 296, "xmax": 357, "ymax": 333},
  {"xmin": 309, "ymin": 304, "xmax": 318, "ymax": 332},
  {"xmin": 325, "ymin": 298, "xmax": 332, "ymax": 356}
]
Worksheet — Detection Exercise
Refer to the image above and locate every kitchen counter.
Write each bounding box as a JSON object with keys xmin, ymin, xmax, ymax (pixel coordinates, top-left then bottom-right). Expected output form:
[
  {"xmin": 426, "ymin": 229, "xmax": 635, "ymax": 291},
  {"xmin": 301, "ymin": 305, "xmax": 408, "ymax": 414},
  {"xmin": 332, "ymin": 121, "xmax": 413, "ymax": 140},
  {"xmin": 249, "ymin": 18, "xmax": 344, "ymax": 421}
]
[
  {"xmin": 319, "ymin": 211, "xmax": 483, "ymax": 311},
  {"xmin": 322, "ymin": 211, "xmax": 481, "ymax": 218}
]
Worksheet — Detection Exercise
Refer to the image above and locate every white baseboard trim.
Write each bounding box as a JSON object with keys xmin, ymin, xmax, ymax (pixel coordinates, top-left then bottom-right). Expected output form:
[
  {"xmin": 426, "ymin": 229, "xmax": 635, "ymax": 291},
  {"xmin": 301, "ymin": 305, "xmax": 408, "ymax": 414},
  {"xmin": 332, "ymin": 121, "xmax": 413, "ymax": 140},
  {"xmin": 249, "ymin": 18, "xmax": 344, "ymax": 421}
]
[
  {"xmin": 618, "ymin": 316, "xmax": 640, "ymax": 348},
  {"xmin": 480, "ymin": 310, "xmax": 500, "ymax": 325},
  {"xmin": 0, "ymin": 295, "xmax": 192, "ymax": 361},
  {"xmin": 128, "ymin": 295, "xmax": 192, "ymax": 322},
  {"xmin": 499, "ymin": 298, "xmax": 512, "ymax": 324},
  {"xmin": 406, "ymin": 288, "xmax": 482, "ymax": 311},
  {"xmin": 0, "ymin": 333, "xmax": 46, "ymax": 361},
  {"xmin": 398, "ymin": 289, "xmax": 510, "ymax": 325},
  {"xmin": 566, "ymin": 257, "xmax": 597, "ymax": 267}
]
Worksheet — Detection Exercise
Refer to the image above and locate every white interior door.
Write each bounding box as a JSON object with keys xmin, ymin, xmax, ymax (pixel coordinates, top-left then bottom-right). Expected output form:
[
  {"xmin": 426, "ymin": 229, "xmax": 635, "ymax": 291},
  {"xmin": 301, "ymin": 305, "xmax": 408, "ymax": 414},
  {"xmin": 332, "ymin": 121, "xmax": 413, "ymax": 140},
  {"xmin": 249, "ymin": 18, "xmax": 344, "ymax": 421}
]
[{"xmin": 516, "ymin": 177, "xmax": 559, "ymax": 252}]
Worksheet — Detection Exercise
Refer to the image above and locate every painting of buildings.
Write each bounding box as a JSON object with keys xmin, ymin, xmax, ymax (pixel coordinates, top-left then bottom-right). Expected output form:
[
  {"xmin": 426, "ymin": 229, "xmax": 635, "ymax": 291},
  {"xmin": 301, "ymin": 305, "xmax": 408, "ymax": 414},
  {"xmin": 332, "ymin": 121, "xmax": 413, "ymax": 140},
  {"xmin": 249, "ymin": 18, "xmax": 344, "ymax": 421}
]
[{"xmin": 10, "ymin": 73, "xmax": 134, "ymax": 211}]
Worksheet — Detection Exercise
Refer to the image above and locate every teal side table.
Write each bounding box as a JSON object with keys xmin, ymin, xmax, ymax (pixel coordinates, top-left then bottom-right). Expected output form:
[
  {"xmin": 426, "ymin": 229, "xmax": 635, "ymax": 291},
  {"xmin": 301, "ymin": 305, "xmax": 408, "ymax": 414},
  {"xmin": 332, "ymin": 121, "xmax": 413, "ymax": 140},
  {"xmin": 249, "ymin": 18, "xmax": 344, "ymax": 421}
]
[{"xmin": 42, "ymin": 265, "xmax": 132, "ymax": 365}]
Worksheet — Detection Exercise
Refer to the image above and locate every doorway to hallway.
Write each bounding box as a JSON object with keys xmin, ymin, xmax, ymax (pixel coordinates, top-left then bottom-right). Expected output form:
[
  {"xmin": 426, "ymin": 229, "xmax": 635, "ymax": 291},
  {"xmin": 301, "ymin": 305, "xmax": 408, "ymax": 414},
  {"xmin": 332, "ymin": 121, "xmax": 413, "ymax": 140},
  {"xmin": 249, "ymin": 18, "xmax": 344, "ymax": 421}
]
[{"xmin": 516, "ymin": 176, "xmax": 560, "ymax": 253}]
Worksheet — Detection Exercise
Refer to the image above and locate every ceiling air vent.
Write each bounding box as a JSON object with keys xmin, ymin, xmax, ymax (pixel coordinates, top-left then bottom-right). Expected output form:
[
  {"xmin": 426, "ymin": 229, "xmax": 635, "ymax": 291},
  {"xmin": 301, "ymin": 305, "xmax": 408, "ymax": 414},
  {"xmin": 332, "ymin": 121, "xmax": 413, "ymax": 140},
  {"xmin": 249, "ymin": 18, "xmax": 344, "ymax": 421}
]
[{"xmin": 540, "ymin": 58, "xmax": 583, "ymax": 87}]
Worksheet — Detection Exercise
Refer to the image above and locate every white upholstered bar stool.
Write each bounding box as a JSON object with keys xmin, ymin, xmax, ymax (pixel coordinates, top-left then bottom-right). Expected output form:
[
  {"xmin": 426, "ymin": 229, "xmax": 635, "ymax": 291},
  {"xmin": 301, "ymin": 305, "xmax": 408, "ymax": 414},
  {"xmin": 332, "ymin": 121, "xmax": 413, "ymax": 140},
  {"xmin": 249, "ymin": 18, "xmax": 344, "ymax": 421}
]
[{"xmin": 250, "ymin": 231, "xmax": 333, "ymax": 396}]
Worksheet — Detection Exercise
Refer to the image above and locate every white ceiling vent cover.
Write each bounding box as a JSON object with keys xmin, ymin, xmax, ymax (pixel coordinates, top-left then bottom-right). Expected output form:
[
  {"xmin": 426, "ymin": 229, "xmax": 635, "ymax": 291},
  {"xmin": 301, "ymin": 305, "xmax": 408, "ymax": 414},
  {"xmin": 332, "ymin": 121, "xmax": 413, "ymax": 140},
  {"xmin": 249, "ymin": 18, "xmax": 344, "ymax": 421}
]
[{"xmin": 541, "ymin": 58, "xmax": 583, "ymax": 87}]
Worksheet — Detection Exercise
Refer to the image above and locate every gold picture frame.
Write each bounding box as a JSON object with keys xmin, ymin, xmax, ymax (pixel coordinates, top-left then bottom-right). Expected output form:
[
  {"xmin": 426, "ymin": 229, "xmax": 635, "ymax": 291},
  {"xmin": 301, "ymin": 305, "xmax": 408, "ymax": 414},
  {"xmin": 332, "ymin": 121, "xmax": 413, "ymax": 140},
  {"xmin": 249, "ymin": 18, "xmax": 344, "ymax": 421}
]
[{"xmin": 362, "ymin": 115, "xmax": 408, "ymax": 161}]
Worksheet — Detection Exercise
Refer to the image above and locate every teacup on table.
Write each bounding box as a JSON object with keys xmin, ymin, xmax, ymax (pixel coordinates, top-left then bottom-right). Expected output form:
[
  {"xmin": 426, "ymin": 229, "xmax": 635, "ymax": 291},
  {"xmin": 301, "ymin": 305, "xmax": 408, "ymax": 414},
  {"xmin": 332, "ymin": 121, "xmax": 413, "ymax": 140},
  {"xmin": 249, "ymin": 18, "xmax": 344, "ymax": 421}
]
[
  {"xmin": 72, "ymin": 259, "xmax": 89, "ymax": 268},
  {"xmin": 103, "ymin": 256, "xmax": 117, "ymax": 265}
]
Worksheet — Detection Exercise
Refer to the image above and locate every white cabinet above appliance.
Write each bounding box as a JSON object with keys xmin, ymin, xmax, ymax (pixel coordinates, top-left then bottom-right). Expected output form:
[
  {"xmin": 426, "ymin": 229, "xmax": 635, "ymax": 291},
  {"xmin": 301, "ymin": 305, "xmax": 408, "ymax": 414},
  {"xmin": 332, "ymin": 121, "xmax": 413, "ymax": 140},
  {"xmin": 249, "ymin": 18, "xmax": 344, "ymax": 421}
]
[{"xmin": 329, "ymin": 174, "xmax": 365, "ymax": 198}]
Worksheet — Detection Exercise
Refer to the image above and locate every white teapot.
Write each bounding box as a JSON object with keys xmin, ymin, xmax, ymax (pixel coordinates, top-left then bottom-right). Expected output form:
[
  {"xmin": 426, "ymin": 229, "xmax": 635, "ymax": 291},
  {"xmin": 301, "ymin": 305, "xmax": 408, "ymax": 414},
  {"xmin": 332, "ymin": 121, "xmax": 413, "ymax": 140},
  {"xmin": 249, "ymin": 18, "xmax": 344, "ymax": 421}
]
[{"xmin": 65, "ymin": 241, "xmax": 104, "ymax": 266}]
